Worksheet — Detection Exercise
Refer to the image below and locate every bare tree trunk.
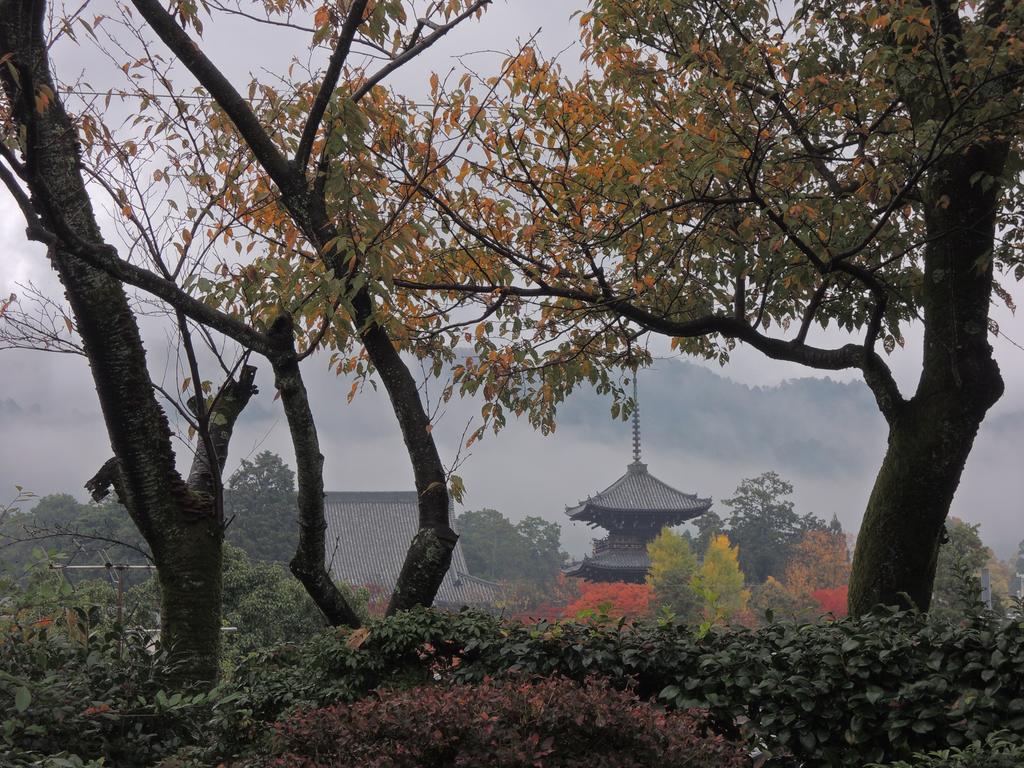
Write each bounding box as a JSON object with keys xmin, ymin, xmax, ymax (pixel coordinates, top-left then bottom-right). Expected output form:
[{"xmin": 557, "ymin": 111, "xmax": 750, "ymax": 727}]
[
  {"xmin": 349, "ymin": 293, "xmax": 457, "ymax": 615},
  {"xmin": 268, "ymin": 314, "xmax": 363, "ymax": 627}
]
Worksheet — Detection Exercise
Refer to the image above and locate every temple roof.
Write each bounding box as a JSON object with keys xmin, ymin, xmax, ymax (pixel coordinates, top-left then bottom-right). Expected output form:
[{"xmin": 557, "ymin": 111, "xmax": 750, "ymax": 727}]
[
  {"xmin": 563, "ymin": 549, "xmax": 651, "ymax": 583},
  {"xmin": 323, "ymin": 491, "xmax": 500, "ymax": 607},
  {"xmin": 565, "ymin": 461, "xmax": 712, "ymax": 525}
]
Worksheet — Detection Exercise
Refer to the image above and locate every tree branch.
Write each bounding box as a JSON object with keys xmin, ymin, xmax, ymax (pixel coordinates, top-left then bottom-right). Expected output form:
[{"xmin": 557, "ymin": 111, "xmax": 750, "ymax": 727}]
[
  {"xmin": 186, "ymin": 363, "xmax": 259, "ymax": 501},
  {"xmin": 21, "ymin": 216, "xmax": 273, "ymax": 357},
  {"xmin": 294, "ymin": 0, "xmax": 369, "ymax": 171},
  {"xmin": 86, "ymin": 457, "xmax": 127, "ymax": 504},
  {"xmin": 266, "ymin": 312, "xmax": 362, "ymax": 627},
  {"xmin": 129, "ymin": 0, "xmax": 299, "ymax": 195},
  {"xmin": 350, "ymin": 0, "xmax": 492, "ymax": 104},
  {"xmin": 796, "ymin": 282, "xmax": 829, "ymax": 345}
]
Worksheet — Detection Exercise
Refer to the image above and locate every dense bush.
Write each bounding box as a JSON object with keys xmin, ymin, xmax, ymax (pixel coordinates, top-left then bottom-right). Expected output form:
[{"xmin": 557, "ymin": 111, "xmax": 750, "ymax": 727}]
[
  {"xmin": 213, "ymin": 608, "xmax": 1024, "ymax": 766},
  {"xmin": 868, "ymin": 733, "xmax": 1024, "ymax": 767},
  {"xmin": 3, "ymin": 597, "xmax": 1023, "ymax": 767},
  {"xmin": 254, "ymin": 677, "xmax": 747, "ymax": 768},
  {"xmin": 0, "ymin": 609, "xmax": 209, "ymax": 767},
  {"xmin": 0, "ymin": 559, "xmax": 213, "ymax": 767}
]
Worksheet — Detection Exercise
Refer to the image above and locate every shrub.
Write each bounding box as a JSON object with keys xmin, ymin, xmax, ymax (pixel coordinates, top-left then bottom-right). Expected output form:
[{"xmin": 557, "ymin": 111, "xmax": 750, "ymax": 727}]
[
  {"xmin": 0, "ymin": 607, "xmax": 209, "ymax": 767},
  {"xmin": 867, "ymin": 733, "xmax": 1024, "ymax": 767},
  {"xmin": 561, "ymin": 581, "xmax": 654, "ymax": 619},
  {"xmin": 811, "ymin": 585, "xmax": 849, "ymax": 617},
  {"xmin": 257, "ymin": 677, "xmax": 747, "ymax": 768},
  {"xmin": 210, "ymin": 607, "xmax": 1024, "ymax": 767}
]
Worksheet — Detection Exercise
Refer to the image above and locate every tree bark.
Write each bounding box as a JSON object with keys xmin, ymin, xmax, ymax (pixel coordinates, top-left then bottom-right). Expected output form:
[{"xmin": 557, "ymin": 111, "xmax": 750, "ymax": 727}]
[
  {"xmin": 268, "ymin": 313, "xmax": 363, "ymax": 627},
  {"xmin": 849, "ymin": 396, "xmax": 995, "ymax": 613},
  {"xmin": 186, "ymin": 363, "xmax": 259, "ymax": 496},
  {"xmin": 349, "ymin": 293, "xmax": 457, "ymax": 615},
  {"xmin": 0, "ymin": 0, "xmax": 253, "ymax": 684},
  {"xmin": 849, "ymin": 141, "xmax": 1007, "ymax": 615}
]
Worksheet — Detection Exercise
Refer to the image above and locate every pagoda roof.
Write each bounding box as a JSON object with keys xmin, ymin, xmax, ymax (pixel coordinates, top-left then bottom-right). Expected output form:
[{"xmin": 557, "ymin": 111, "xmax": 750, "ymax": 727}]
[
  {"xmin": 566, "ymin": 461, "xmax": 712, "ymax": 525},
  {"xmin": 323, "ymin": 491, "xmax": 500, "ymax": 608},
  {"xmin": 563, "ymin": 549, "xmax": 651, "ymax": 583}
]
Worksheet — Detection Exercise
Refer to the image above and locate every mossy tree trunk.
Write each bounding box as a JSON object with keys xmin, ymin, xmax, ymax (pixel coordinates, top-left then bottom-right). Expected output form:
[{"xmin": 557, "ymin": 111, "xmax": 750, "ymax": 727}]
[
  {"xmin": 849, "ymin": 141, "xmax": 1007, "ymax": 615},
  {"xmin": 0, "ymin": 0, "xmax": 255, "ymax": 684}
]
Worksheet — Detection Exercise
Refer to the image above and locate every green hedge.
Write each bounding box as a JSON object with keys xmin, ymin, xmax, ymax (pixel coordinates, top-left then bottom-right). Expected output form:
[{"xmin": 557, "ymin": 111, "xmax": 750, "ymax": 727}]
[
  {"xmin": 868, "ymin": 733, "xmax": 1024, "ymax": 767},
  {"xmin": 4, "ymin": 606, "xmax": 1023, "ymax": 766},
  {"xmin": 216, "ymin": 608, "xmax": 1024, "ymax": 766}
]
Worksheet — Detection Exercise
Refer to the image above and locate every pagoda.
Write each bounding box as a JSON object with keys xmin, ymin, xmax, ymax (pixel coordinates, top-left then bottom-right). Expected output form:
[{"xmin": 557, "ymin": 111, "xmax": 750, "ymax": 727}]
[{"xmin": 563, "ymin": 383, "xmax": 712, "ymax": 583}]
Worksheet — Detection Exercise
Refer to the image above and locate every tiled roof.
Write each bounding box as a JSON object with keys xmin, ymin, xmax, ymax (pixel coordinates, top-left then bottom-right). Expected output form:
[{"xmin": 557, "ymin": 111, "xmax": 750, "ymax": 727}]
[
  {"xmin": 566, "ymin": 549, "xmax": 651, "ymax": 571},
  {"xmin": 323, "ymin": 491, "xmax": 500, "ymax": 607},
  {"xmin": 563, "ymin": 548, "xmax": 651, "ymax": 582},
  {"xmin": 566, "ymin": 461, "xmax": 712, "ymax": 523}
]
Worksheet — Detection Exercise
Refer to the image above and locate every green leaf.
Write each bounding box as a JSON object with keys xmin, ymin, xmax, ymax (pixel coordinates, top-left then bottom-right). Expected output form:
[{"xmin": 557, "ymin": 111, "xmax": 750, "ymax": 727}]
[{"xmin": 14, "ymin": 686, "xmax": 31, "ymax": 712}]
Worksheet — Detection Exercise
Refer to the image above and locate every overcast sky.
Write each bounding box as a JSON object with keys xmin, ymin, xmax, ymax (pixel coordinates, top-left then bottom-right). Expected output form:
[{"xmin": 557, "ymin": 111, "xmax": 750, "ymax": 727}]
[{"xmin": 2, "ymin": 1, "xmax": 1022, "ymax": 559}]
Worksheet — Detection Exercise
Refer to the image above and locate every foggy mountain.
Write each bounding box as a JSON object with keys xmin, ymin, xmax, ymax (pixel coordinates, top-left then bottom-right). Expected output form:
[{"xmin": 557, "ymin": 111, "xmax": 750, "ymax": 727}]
[
  {"xmin": 4, "ymin": 352, "xmax": 1021, "ymax": 559},
  {"xmin": 558, "ymin": 363, "xmax": 885, "ymax": 478}
]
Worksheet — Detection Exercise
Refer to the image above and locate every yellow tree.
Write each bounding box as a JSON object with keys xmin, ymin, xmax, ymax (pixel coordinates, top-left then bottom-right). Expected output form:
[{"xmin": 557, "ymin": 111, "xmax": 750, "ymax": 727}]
[
  {"xmin": 646, "ymin": 527, "xmax": 700, "ymax": 621},
  {"xmin": 692, "ymin": 534, "xmax": 750, "ymax": 626}
]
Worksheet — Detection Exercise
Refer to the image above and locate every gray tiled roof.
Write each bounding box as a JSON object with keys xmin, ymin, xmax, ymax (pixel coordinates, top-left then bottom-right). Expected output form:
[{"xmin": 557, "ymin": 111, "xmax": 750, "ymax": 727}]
[
  {"xmin": 566, "ymin": 461, "xmax": 712, "ymax": 523},
  {"xmin": 323, "ymin": 491, "xmax": 499, "ymax": 607},
  {"xmin": 566, "ymin": 549, "xmax": 651, "ymax": 571},
  {"xmin": 563, "ymin": 548, "xmax": 651, "ymax": 582}
]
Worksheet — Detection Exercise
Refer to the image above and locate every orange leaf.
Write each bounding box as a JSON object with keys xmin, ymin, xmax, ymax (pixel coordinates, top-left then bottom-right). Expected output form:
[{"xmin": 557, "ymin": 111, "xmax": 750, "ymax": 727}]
[
  {"xmin": 346, "ymin": 627, "xmax": 371, "ymax": 649},
  {"xmin": 34, "ymin": 85, "xmax": 53, "ymax": 113}
]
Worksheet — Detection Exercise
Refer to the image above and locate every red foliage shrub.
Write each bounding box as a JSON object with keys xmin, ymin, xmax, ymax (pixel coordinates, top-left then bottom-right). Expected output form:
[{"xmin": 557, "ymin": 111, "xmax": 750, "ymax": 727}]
[
  {"xmin": 263, "ymin": 677, "xmax": 747, "ymax": 768},
  {"xmin": 561, "ymin": 581, "xmax": 653, "ymax": 619},
  {"xmin": 508, "ymin": 574, "xmax": 582, "ymax": 622},
  {"xmin": 812, "ymin": 585, "xmax": 849, "ymax": 617}
]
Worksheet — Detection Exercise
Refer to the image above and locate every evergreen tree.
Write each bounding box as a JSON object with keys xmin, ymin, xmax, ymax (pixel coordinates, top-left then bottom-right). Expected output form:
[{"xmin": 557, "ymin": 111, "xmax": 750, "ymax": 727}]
[
  {"xmin": 722, "ymin": 472, "xmax": 825, "ymax": 583},
  {"xmin": 224, "ymin": 452, "xmax": 298, "ymax": 563},
  {"xmin": 1014, "ymin": 541, "xmax": 1024, "ymax": 599},
  {"xmin": 456, "ymin": 508, "xmax": 564, "ymax": 585},
  {"xmin": 692, "ymin": 510, "xmax": 724, "ymax": 559},
  {"xmin": 930, "ymin": 518, "xmax": 995, "ymax": 621}
]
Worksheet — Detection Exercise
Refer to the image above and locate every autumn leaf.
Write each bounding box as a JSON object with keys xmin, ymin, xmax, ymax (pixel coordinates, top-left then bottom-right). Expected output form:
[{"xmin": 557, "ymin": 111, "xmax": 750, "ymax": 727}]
[
  {"xmin": 345, "ymin": 626, "xmax": 371, "ymax": 649},
  {"xmin": 34, "ymin": 84, "xmax": 53, "ymax": 113}
]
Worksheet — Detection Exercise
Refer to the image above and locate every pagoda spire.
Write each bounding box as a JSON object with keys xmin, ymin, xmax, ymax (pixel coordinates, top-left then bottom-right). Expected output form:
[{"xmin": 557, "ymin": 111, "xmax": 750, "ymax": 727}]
[{"xmin": 631, "ymin": 377, "xmax": 641, "ymax": 463}]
